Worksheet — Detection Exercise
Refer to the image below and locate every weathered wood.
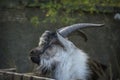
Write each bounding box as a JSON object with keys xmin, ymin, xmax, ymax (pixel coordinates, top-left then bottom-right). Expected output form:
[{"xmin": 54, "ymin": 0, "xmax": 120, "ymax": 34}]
[
  {"xmin": 0, "ymin": 68, "xmax": 16, "ymax": 72},
  {"xmin": 0, "ymin": 70, "xmax": 54, "ymax": 80},
  {"xmin": 0, "ymin": 72, "xmax": 4, "ymax": 80},
  {"xmin": 32, "ymin": 75, "xmax": 54, "ymax": 80},
  {"xmin": 23, "ymin": 75, "xmax": 33, "ymax": 80},
  {"xmin": 23, "ymin": 74, "xmax": 54, "ymax": 80},
  {"xmin": 13, "ymin": 73, "xmax": 23, "ymax": 80},
  {"xmin": 3, "ymin": 71, "xmax": 14, "ymax": 80}
]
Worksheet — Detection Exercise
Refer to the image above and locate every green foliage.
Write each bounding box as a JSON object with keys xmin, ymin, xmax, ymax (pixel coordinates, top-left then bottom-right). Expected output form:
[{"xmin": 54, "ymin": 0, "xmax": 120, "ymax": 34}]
[
  {"xmin": 30, "ymin": 16, "xmax": 40, "ymax": 26},
  {"xmin": 29, "ymin": 0, "xmax": 120, "ymax": 25}
]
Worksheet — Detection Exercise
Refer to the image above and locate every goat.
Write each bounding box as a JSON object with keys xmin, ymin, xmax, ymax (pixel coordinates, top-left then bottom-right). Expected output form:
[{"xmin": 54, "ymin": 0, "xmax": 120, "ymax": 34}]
[{"xmin": 30, "ymin": 23, "xmax": 106, "ymax": 80}]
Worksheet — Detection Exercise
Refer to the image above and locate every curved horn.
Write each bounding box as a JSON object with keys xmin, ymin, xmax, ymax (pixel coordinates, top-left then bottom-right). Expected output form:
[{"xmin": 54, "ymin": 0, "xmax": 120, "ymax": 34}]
[{"xmin": 58, "ymin": 23, "xmax": 104, "ymax": 37}]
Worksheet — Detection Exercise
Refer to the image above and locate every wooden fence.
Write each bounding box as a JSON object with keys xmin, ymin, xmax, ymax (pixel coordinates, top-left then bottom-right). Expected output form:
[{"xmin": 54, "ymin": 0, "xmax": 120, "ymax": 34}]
[{"xmin": 0, "ymin": 68, "xmax": 54, "ymax": 80}]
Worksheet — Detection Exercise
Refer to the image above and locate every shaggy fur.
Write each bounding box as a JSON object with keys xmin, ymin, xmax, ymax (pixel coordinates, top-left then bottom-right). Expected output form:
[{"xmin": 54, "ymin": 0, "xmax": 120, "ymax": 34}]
[
  {"xmin": 30, "ymin": 31, "xmax": 106, "ymax": 80},
  {"xmin": 30, "ymin": 31, "xmax": 91, "ymax": 80}
]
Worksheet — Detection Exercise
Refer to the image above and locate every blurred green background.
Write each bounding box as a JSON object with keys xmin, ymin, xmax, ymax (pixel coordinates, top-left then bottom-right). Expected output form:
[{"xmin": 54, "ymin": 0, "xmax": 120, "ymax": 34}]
[{"xmin": 0, "ymin": 0, "xmax": 120, "ymax": 79}]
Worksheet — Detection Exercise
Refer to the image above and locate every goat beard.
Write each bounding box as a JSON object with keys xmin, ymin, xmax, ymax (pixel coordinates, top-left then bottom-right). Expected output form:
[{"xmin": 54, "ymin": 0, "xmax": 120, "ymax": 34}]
[{"xmin": 36, "ymin": 58, "xmax": 56, "ymax": 77}]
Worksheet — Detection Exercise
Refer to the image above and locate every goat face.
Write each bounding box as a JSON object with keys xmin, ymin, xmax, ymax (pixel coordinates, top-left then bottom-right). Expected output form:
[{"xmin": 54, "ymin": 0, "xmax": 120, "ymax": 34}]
[
  {"xmin": 30, "ymin": 23, "xmax": 104, "ymax": 66},
  {"xmin": 30, "ymin": 30, "xmax": 73, "ymax": 73}
]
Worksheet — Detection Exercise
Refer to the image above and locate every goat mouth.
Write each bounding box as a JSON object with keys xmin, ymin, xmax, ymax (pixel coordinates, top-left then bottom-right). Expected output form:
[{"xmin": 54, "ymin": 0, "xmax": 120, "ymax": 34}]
[{"xmin": 30, "ymin": 56, "xmax": 40, "ymax": 65}]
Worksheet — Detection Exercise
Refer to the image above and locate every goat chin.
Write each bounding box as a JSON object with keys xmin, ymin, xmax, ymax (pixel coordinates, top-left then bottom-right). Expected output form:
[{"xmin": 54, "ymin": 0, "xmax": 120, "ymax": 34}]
[{"xmin": 37, "ymin": 47, "xmax": 91, "ymax": 80}]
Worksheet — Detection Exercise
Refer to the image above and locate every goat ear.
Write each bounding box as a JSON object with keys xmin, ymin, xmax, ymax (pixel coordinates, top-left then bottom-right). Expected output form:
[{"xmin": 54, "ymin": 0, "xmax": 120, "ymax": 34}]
[{"xmin": 56, "ymin": 32, "xmax": 70, "ymax": 49}]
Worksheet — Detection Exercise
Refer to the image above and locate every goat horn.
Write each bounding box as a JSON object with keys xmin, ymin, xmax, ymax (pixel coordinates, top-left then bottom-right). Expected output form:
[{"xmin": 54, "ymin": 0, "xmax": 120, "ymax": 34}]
[{"xmin": 58, "ymin": 23, "xmax": 104, "ymax": 37}]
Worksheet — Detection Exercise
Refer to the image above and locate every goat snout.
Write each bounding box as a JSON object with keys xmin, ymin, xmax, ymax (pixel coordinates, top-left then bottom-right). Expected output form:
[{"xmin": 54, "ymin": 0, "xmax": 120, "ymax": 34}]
[
  {"xmin": 30, "ymin": 49, "xmax": 40, "ymax": 56},
  {"xmin": 30, "ymin": 49, "xmax": 41, "ymax": 65}
]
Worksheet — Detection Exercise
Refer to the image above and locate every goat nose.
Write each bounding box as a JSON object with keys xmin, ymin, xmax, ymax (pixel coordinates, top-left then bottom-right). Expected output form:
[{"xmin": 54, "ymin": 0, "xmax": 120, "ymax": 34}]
[
  {"xmin": 30, "ymin": 50, "xmax": 35, "ymax": 55},
  {"xmin": 30, "ymin": 49, "xmax": 39, "ymax": 56}
]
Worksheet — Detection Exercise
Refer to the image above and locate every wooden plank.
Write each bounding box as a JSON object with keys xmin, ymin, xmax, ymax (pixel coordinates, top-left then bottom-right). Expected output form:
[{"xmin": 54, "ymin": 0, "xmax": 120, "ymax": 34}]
[
  {"xmin": 23, "ymin": 74, "xmax": 54, "ymax": 80},
  {"xmin": 14, "ymin": 73, "xmax": 23, "ymax": 80},
  {"xmin": 3, "ymin": 71, "xmax": 14, "ymax": 80},
  {"xmin": 0, "ymin": 68, "xmax": 16, "ymax": 72},
  {"xmin": 0, "ymin": 70, "xmax": 54, "ymax": 80},
  {"xmin": 23, "ymin": 74, "xmax": 33, "ymax": 80},
  {"xmin": 0, "ymin": 72, "xmax": 4, "ymax": 80},
  {"xmin": 32, "ymin": 76, "xmax": 54, "ymax": 80}
]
